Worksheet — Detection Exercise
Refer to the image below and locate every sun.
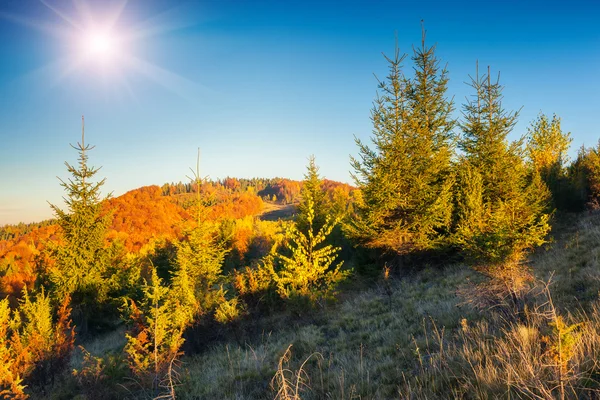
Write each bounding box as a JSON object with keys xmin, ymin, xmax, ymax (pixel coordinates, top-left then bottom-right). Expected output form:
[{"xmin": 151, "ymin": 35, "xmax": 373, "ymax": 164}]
[
  {"xmin": 6, "ymin": 1, "xmax": 198, "ymax": 96},
  {"xmin": 83, "ymin": 29, "xmax": 118, "ymax": 63}
]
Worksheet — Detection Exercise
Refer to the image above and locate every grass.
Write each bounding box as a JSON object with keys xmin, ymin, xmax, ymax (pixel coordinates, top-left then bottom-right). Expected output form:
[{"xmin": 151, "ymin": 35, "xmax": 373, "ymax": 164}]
[
  {"xmin": 52, "ymin": 211, "xmax": 600, "ymax": 399},
  {"xmin": 177, "ymin": 264, "xmax": 477, "ymax": 399}
]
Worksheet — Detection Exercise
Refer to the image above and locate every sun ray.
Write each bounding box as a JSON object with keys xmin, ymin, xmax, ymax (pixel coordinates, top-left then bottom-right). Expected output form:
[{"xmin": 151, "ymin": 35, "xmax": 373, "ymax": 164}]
[
  {"xmin": 0, "ymin": 11, "xmax": 74, "ymax": 40},
  {"xmin": 1, "ymin": 0, "xmax": 204, "ymax": 100},
  {"xmin": 123, "ymin": 54, "xmax": 203, "ymax": 100},
  {"xmin": 127, "ymin": 3, "xmax": 205, "ymax": 41},
  {"xmin": 104, "ymin": 0, "xmax": 129, "ymax": 30},
  {"xmin": 40, "ymin": 0, "xmax": 83, "ymax": 30}
]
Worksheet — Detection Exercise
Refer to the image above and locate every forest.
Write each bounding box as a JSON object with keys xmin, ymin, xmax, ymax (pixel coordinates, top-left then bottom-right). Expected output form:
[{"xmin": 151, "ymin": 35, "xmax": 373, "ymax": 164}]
[{"xmin": 2, "ymin": 33, "xmax": 600, "ymax": 399}]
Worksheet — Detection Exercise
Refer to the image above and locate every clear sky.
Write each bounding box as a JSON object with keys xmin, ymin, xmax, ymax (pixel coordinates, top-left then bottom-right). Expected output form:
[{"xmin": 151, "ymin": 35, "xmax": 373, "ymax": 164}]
[{"xmin": 0, "ymin": 0, "xmax": 598, "ymax": 225}]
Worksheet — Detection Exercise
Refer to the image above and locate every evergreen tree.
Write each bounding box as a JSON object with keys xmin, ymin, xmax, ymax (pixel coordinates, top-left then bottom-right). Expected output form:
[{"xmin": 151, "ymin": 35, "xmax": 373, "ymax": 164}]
[
  {"xmin": 566, "ymin": 145, "xmax": 590, "ymax": 211},
  {"xmin": 171, "ymin": 223, "xmax": 226, "ymax": 315},
  {"xmin": 569, "ymin": 141, "xmax": 600, "ymax": 210},
  {"xmin": 0, "ymin": 291, "xmax": 74, "ymax": 398},
  {"xmin": 297, "ymin": 155, "xmax": 326, "ymax": 234},
  {"xmin": 275, "ymin": 159, "xmax": 349, "ymax": 304},
  {"xmin": 455, "ymin": 66, "xmax": 551, "ymax": 263},
  {"xmin": 47, "ymin": 117, "xmax": 111, "ymax": 333},
  {"xmin": 526, "ymin": 113, "xmax": 572, "ymax": 209},
  {"xmin": 349, "ymin": 31, "xmax": 455, "ymax": 255},
  {"xmin": 123, "ymin": 268, "xmax": 190, "ymax": 395},
  {"xmin": 527, "ymin": 113, "xmax": 571, "ymax": 176},
  {"xmin": 170, "ymin": 149, "xmax": 226, "ymax": 316}
]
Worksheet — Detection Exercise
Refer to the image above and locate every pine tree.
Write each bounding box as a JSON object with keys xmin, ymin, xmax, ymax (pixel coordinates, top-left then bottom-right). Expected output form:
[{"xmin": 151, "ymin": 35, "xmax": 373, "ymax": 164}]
[
  {"xmin": 297, "ymin": 155, "xmax": 326, "ymax": 234},
  {"xmin": 170, "ymin": 149, "xmax": 226, "ymax": 316},
  {"xmin": 526, "ymin": 113, "xmax": 572, "ymax": 209},
  {"xmin": 349, "ymin": 30, "xmax": 455, "ymax": 256},
  {"xmin": 275, "ymin": 159, "xmax": 349, "ymax": 304},
  {"xmin": 455, "ymin": 66, "xmax": 550, "ymax": 264},
  {"xmin": 47, "ymin": 117, "xmax": 111, "ymax": 333},
  {"xmin": 0, "ymin": 291, "xmax": 74, "ymax": 398},
  {"xmin": 123, "ymin": 268, "xmax": 190, "ymax": 395},
  {"xmin": 569, "ymin": 141, "xmax": 600, "ymax": 210}
]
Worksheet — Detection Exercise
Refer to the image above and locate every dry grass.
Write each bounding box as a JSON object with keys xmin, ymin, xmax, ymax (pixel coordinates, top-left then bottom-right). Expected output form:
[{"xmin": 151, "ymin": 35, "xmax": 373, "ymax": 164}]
[
  {"xmin": 177, "ymin": 265, "xmax": 474, "ymax": 399},
  {"xmin": 399, "ymin": 284, "xmax": 600, "ymax": 399},
  {"xmin": 53, "ymin": 212, "xmax": 600, "ymax": 399}
]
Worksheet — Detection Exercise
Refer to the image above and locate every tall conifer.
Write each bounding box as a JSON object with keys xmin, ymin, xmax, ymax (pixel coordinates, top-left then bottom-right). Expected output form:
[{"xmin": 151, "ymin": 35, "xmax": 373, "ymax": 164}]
[
  {"xmin": 275, "ymin": 158, "xmax": 348, "ymax": 304},
  {"xmin": 526, "ymin": 113, "xmax": 572, "ymax": 209},
  {"xmin": 47, "ymin": 117, "xmax": 111, "ymax": 332},
  {"xmin": 455, "ymin": 67, "xmax": 550, "ymax": 263},
  {"xmin": 171, "ymin": 149, "xmax": 225, "ymax": 316},
  {"xmin": 297, "ymin": 155, "xmax": 326, "ymax": 235},
  {"xmin": 349, "ymin": 29, "xmax": 455, "ymax": 255}
]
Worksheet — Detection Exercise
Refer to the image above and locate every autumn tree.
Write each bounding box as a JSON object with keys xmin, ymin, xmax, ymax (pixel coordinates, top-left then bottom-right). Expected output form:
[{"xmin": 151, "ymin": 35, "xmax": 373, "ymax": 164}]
[
  {"xmin": 46, "ymin": 117, "xmax": 112, "ymax": 334},
  {"xmin": 223, "ymin": 177, "xmax": 241, "ymax": 192},
  {"xmin": 349, "ymin": 31, "xmax": 455, "ymax": 257},
  {"xmin": 455, "ymin": 66, "xmax": 551, "ymax": 265},
  {"xmin": 526, "ymin": 113, "xmax": 573, "ymax": 209}
]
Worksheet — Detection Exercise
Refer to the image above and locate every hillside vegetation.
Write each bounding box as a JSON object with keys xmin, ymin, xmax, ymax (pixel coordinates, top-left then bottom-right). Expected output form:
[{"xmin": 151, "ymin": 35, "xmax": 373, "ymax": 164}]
[{"xmin": 2, "ymin": 30, "xmax": 600, "ymax": 400}]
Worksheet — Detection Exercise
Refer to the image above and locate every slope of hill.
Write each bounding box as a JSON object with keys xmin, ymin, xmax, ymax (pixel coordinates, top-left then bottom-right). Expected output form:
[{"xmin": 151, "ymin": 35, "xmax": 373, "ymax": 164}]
[
  {"xmin": 164, "ymin": 212, "xmax": 600, "ymax": 399},
  {"xmin": 0, "ymin": 179, "xmax": 353, "ymax": 303},
  {"xmin": 0, "ymin": 183, "xmax": 265, "ymax": 299}
]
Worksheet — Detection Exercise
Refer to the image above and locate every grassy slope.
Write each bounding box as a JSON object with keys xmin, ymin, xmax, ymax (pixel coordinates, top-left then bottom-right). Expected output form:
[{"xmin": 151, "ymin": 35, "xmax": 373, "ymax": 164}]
[
  {"xmin": 180, "ymin": 265, "xmax": 477, "ymax": 399},
  {"xmin": 66, "ymin": 212, "xmax": 600, "ymax": 399}
]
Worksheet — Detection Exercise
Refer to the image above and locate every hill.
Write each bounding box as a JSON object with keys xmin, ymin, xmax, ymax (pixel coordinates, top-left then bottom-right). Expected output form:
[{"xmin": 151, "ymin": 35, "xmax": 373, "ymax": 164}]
[
  {"xmin": 0, "ymin": 178, "xmax": 354, "ymax": 302},
  {"xmin": 65, "ymin": 211, "xmax": 600, "ymax": 399}
]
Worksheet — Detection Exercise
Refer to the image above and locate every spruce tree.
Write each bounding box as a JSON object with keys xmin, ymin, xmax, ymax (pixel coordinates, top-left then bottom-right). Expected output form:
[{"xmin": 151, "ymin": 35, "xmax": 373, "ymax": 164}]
[
  {"xmin": 124, "ymin": 268, "xmax": 190, "ymax": 395},
  {"xmin": 0, "ymin": 291, "xmax": 74, "ymax": 397},
  {"xmin": 297, "ymin": 155, "xmax": 326, "ymax": 235},
  {"xmin": 170, "ymin": 149, "xmax": 226, "ymax": 316},
  {"xmin": 47, "ymin": 117, "xmax": 111, "ymax": 333},
  {"xmin": 274, "ymin": 161, "xmax": 348, "ymax": 304},
  {"xmin": 455, "ymin": 66, "xmax": 550, "ymax": 263},
  {"xmin": 526, "ymin": 113, "xmax": 573, "ymax": 209},
  {"xmin": 569, "ymin": 141, "xmax": 600, "ymax": 210},
  {"xmin": 349, "ymin": 30, "xmax": 455, "ymax": 255},
  {"xmin": 171, "ymin": 223, "xmax": 226, "ymax": 315},
  {"xmin": 526, "ymin": 113, "xmax": 571, "ymax": 176}
]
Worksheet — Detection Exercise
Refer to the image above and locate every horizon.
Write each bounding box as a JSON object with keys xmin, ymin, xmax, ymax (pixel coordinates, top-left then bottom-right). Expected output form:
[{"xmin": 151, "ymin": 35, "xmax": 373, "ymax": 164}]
[{"xmin": 1, "ymin": 0, "xmax": 599, "ymax": 225}]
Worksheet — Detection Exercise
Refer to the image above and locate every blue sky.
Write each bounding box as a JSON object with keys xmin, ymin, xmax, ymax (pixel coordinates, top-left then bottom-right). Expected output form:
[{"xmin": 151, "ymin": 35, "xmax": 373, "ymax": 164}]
[{"xmin": 0, "ymin": 0, "xmax": 598, "ymax": 224}]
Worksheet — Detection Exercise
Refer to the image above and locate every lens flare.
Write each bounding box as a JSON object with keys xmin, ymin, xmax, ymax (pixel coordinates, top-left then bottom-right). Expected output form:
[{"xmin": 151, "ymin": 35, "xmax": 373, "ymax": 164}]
[
  {"xmin": 85, "ymin": 30, "xmax": 116, "ymax": 60},
  {"xmin": 3, "ymin": 1, "xmax": 203, "ymax": 98}
]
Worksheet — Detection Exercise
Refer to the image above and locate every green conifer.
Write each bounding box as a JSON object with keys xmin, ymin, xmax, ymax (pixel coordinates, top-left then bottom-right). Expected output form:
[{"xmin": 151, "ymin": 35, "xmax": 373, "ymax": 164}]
[
  {"xmin": 526, "ymin": 113, "xmax": 572, "ymax": 209},
  {"xmin": 47, "ymin": 117, "xmax": 111, "ymax": 333},
  {"xmin": 275, "ymin": 159, "xmax": 349, "ymax": 304},
  {"xmin": 297, "ymin": 155, "xmax": 326, "ymax": 234},
  {"xmin": 170, "ymin": 149, "xmax": 226, "ymax": 316},
  {"xmin": 349, "ymin": 30, "xmax": 455, "ymax": 255},
  {"xmin": 455, "ymin": 66, "xmax": 550, "ymax": 263},
  {"xmin": 124, "ymin": 268, "xmax": 189, "ymax": 394},
  {"xmin": 569, "ymin": 141, "xmax": 600, "ymax": 210}
]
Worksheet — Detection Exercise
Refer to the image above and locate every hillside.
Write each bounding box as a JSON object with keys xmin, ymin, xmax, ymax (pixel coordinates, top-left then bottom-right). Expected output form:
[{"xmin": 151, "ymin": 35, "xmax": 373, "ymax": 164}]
[
  {"xmin": 0, "ymin": 179, "xmax": 353, "ymax": 303},
  {"xmin": 63, "ymin": 211, "xmax": 600, "ymax": 399}
]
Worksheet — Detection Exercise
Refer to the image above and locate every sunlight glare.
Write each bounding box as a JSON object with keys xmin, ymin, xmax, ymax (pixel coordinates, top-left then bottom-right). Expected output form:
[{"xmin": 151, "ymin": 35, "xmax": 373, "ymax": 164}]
[
  {"xmin": 84, "ymin": 29, "xmax": 117, "ymax": 61},
  {"xmin": 11, "ymin": 0, "xmax": 200, "ymax": 96}
]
